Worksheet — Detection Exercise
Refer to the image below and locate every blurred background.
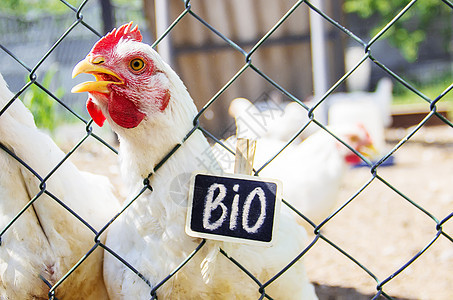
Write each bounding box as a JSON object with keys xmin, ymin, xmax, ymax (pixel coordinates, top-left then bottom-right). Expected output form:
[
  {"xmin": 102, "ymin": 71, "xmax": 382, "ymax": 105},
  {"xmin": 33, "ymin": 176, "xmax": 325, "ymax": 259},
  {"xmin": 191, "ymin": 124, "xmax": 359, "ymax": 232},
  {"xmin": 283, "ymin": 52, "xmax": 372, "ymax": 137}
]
[
  {"xmin": 1, "ymin": 1, "xmax": 453, "ymax": 299},
  {"xmin": 0, "ymin": 0, "xmax": 451, "ymax": 136}
]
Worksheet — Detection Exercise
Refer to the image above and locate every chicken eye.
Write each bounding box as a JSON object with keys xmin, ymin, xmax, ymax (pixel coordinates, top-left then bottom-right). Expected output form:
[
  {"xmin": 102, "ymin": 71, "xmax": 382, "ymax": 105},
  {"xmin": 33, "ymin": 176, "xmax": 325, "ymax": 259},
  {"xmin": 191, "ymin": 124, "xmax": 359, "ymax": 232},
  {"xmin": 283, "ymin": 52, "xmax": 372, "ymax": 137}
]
[{"xmin": 130, "ymin": 58, "xmax": 145, "ymax": 72}]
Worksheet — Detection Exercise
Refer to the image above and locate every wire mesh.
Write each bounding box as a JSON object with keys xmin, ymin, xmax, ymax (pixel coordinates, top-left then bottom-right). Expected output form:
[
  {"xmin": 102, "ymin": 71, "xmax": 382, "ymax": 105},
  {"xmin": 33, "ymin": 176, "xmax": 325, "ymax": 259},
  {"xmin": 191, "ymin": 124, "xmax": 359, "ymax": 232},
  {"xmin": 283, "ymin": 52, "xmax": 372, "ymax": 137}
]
[{"xmin": 0, "ymin": 0, "xmax": 452, "ymax": 299}]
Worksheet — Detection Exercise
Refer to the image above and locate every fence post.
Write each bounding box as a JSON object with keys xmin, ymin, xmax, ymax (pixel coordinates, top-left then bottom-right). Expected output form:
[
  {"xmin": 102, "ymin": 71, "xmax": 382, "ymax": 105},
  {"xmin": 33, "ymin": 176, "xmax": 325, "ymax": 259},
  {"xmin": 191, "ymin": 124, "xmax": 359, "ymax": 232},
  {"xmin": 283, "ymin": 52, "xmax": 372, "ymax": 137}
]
[
  {"xmin": 309, "ymin": 0, "xmax": 328, "ymax": 124},
  {"xmin": 154, "ymin": 0, "xmax": 173, "ymax": 66},
  {"xmin": 100, "ymin": 0, "xmax": 115, "ymax": 34}
]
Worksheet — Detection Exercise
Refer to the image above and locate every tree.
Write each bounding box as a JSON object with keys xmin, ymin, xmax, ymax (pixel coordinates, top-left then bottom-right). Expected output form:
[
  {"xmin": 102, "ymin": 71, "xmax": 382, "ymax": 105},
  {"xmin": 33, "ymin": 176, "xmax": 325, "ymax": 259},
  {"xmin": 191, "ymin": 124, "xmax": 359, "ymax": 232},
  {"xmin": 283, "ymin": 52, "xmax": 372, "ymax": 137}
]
[
  {"xmin": 343, "ymin": 0, "xmax": 452, "ymax": 61},
  {"xmin": 0, "ymin": 0, "xmax": 78, "ymax": 16}
]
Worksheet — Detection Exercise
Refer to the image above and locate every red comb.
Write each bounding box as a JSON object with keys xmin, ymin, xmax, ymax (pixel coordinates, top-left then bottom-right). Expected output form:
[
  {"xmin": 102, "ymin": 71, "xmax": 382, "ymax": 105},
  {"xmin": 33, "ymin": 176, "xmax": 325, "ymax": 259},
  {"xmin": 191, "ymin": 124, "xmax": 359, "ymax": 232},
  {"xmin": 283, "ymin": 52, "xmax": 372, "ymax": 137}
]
[
  {"xmin": 357, "ymin": 123, "xmax": 372, "ymax": 142},
  {"xmin": 92, "ymin": 22, "xmax": 142, "ymax": 54}
]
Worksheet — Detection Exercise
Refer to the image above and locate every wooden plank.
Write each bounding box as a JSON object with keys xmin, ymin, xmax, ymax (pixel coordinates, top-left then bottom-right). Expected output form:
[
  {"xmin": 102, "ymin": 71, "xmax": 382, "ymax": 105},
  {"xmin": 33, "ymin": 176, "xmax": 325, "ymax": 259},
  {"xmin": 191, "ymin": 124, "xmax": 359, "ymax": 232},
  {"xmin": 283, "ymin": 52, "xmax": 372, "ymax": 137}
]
[{"xmin": 391, "ymin": 103, "xmax": 451, "ymax": 128}]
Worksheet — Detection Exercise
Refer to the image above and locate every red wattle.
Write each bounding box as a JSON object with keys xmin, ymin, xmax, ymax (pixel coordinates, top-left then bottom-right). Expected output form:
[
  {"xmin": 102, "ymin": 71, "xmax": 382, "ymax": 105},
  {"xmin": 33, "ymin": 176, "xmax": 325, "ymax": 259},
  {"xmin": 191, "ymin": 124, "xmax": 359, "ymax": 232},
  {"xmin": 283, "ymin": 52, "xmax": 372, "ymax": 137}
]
[
  {"xmin": 109, "ymin": 94, "xmax": 145, "ymax": 129},
  {"xmin": 87, "ymin": 97, "xmax": 106, "ymax": 127},
  {"xmin": 345, "ymin": 152, "xmax": 361, "ymax": 165}
]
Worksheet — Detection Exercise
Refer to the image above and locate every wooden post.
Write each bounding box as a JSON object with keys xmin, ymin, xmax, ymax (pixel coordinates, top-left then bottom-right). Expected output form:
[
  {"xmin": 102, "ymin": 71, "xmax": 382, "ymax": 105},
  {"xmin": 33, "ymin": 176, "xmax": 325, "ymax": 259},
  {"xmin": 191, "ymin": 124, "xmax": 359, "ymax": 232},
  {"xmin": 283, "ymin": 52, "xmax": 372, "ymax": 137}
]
[
  {"xmin": 99, "ymin": 0, "xmax": 115, "ymax": 34},
  {"xmin": 309, "ymin": 0, "xmax": 328, "ymax": 124},
  {"xmin": 154, "ymin": 0, "xmax": 173, "ymax": 66}
]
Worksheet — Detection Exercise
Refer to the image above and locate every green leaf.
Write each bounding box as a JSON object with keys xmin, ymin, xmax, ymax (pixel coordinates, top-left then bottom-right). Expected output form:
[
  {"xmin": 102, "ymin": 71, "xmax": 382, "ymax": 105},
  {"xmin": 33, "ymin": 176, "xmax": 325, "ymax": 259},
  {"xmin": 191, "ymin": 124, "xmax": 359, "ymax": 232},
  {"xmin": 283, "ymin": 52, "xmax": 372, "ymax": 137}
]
[{"xmin": 23, "ymin": 67, "xmax": 65, "ymax": 132}]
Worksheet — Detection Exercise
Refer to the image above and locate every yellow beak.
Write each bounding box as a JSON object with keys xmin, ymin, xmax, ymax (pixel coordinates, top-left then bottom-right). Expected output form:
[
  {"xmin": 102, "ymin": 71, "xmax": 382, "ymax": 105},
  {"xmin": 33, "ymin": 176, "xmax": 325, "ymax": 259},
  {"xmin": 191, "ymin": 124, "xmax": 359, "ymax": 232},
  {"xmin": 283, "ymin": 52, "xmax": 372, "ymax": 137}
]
[
  {"xmin": 359, "ymin": 143, "xmax": 379, "ymax": 158},
  {"xmin": 71, "ymin": 57, "xmax": 123, "ymax": 94}
]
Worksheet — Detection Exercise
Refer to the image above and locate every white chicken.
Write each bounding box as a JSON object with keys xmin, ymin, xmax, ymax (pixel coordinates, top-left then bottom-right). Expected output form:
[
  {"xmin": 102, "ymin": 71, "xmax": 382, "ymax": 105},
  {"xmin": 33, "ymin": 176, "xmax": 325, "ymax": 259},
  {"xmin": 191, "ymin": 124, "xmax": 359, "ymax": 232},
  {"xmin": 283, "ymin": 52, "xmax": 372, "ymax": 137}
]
[
  {"xmin": 217, "ymin": 97, "xmax": 376, "ymax": 231},
  {"xmin": 72, "ymin": 22, "xmax": 318, "ymax": 299},
  {"xmin": 0, "ymin": 73, "xmax": 119, "ymax": 299},
  {"xmin": 327, "ymin": 77, "xmax": 394, "ymax": 159},
  {"xmin": 228, "ymin": 97, "xmax": 318, "ymax": 143},
  {"xmin": 215, "ymin": 122, "xmax": 376, "ymax": 233}
]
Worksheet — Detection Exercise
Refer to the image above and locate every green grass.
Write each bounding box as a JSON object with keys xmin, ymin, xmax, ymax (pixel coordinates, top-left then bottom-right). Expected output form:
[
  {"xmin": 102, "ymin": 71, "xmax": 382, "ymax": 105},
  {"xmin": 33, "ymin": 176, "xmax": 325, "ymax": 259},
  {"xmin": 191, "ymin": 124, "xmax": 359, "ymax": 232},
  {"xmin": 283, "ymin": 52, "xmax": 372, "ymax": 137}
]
[
  {"xmin": 392, "ymin": 73, "xmax": 453, "ymax": 105},
  {"xmin": 23, "ymin": 68, "xmax": 65, "ymax": 132}
]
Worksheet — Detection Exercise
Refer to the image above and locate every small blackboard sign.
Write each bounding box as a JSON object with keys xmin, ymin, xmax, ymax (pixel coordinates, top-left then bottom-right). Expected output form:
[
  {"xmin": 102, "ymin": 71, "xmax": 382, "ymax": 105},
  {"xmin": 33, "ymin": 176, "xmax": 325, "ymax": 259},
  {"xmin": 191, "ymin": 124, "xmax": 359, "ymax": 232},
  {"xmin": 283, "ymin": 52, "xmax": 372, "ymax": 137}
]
[{"xmin": 186, "ymin": 172, "xmax": 281, "ymax": 245}]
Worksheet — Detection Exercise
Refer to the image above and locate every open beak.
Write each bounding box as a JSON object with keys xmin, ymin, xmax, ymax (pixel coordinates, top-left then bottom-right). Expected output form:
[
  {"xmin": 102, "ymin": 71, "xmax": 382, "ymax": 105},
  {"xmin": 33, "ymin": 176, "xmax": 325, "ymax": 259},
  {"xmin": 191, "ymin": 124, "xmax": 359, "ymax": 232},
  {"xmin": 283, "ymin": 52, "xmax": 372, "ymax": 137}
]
[{"xmin": 71, "ymin": 57, "xmax": 123, "ymax": 94}]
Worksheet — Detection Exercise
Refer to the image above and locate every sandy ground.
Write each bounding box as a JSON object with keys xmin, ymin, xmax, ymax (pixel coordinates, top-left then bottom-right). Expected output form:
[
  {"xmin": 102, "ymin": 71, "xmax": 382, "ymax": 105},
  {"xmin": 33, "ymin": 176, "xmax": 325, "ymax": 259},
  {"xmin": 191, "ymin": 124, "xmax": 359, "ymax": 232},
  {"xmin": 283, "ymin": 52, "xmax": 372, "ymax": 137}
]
[
  {"xmin": 305, "ymin": 125, "xmax": 453, "ymax": 300},
  {"xmin": 61, "ymin": 124, "xmax": 453, "ymax": 300}
]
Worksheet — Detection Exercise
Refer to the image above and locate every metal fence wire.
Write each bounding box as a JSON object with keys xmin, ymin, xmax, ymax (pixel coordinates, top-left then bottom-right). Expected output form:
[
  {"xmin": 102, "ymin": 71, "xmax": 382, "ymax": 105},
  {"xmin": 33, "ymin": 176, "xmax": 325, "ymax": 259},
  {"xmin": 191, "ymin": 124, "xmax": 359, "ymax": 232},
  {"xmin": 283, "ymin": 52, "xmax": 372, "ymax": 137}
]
[{"xmin": 1, "ymin": 0, "xmax": 453, "ymax": 299}]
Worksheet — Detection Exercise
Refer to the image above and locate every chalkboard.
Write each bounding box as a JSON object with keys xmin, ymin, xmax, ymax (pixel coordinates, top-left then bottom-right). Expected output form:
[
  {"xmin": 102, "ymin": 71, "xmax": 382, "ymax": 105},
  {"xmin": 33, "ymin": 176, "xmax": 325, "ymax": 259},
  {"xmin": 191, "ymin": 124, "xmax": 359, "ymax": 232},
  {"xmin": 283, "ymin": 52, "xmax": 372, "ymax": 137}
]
[{"xmin": 185, "ymin": 172, "xmax": 281, "ymax": 245}]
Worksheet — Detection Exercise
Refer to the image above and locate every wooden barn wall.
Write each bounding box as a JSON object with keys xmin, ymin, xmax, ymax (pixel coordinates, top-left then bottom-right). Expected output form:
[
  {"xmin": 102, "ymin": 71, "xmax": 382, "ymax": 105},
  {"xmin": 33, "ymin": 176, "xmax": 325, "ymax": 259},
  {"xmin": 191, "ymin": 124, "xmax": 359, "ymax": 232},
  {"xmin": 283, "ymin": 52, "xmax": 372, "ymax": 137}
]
[{"xmin": 147, "ymin": 0, "xmax": 345, "ymax": 137}]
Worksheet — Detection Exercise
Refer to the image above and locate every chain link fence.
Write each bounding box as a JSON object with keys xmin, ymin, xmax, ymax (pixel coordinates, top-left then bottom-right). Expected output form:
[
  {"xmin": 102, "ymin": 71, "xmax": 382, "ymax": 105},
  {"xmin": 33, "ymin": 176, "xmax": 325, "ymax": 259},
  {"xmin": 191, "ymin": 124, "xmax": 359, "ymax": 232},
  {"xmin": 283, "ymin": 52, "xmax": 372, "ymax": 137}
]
[{"xmin": 1, "ymin": 0, "xmax": 453, "ymax": 299}]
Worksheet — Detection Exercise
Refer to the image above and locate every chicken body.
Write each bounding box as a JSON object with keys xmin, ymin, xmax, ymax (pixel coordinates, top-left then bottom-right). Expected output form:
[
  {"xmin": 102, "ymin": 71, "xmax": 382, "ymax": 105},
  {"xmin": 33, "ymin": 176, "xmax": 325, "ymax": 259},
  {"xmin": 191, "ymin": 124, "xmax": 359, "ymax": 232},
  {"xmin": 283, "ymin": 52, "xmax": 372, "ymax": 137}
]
[
  {"xmin": 327, "ymin": 77, "xmax": 393, "ymax": 158},
  {"xmin": 218, "ymin": 97, "xmax": 375, "ymax": 231},
  {"xmin": 72, "ymin": 23, "xmax": 317, "ymax": 300},
  {"xmin": 229, "ymin": 97, "xmax": 318, "ymax": 143},
  {"xmin": 216, "ymin": 124, "xmax": 373, "ymax": 233},
  {"xmin": 104, "ymin": 131, "xmax": 315, "ymax": 299},
  {"xmin": 0, "ymin": 73, "xmax": 119, "ymax": 299},
  {"xmin": 257, "ymin": 128, "xmax": 365, "ymax": 229}
]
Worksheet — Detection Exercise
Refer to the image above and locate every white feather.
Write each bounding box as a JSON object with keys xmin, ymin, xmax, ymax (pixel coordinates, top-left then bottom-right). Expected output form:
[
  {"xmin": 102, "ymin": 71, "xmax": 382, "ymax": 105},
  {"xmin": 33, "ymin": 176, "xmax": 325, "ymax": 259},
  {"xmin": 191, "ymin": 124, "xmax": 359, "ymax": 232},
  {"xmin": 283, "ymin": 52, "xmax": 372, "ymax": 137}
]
[
  {"xmin": 0, "ymin": 73, "xmax": 120, "ymax": 299},
  {"xmin": 216, "ymin": 102, "xmax": 375, "ymax": 233}
]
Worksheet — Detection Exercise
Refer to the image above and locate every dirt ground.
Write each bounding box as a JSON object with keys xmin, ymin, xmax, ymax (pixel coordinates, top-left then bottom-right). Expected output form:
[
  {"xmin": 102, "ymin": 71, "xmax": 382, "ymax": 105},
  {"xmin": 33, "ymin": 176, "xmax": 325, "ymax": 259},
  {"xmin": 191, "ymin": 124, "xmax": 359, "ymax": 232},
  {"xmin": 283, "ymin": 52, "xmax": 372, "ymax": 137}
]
[
  {"xmin": 62, "ymin": 124, "xmax": 453, "ymax": 300},
  {"xmin": 305, "ymin": 125, "xmax": 453, "ymax": 300}
]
